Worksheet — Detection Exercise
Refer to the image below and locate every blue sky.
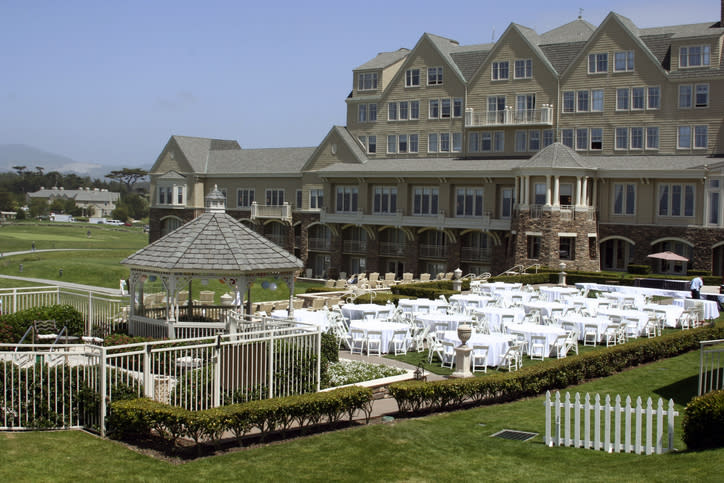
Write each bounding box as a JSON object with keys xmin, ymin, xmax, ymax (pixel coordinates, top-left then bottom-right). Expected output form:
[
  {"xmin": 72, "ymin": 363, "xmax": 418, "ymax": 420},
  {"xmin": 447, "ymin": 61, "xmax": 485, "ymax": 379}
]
[{"xmin": 1, "ymin": 0, "xmax": 720, "ymax": 168}]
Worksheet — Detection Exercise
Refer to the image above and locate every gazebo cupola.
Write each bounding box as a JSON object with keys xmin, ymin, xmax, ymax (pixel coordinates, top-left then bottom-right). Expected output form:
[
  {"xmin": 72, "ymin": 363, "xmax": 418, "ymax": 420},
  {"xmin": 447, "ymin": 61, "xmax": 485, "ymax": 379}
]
[{"xmin": 205, "ymin": 185, "xmax": 227, "ymax": 213}]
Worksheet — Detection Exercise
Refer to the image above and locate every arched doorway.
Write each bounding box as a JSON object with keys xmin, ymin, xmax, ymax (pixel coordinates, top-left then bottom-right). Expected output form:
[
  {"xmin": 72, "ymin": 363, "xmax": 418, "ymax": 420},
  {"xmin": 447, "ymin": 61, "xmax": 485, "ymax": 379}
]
[{"xmin": 600, "ymin": 237, "xmax": 634, "ymax": 271}]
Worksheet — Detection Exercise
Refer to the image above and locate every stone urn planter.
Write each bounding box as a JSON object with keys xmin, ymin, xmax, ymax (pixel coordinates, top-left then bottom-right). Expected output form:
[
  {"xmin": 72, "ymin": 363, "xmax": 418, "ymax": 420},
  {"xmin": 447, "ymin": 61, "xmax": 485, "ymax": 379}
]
[{"xmin": 457, "ymin": 323, "xmax": 472, "ymax": 347}]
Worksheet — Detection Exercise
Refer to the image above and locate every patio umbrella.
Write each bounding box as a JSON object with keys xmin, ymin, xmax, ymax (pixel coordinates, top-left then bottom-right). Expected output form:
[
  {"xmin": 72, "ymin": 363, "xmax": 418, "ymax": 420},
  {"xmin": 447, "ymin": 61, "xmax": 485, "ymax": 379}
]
[{"xmin": 646, "ymin": 251, "xmax": 689, "ymax": 262}]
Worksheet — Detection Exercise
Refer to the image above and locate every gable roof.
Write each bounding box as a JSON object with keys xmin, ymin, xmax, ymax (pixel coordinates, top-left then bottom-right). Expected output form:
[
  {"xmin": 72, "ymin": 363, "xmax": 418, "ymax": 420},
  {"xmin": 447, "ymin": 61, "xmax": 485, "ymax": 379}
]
[
  {"xmin": 540, "ymin": 18, "xmax": 596, "ymax": 45},
  {"xmin": 423, "ymin": 33, "xmax": 469, "ymax": 85},
  {"xmin": 302, "ymin": 126, "xmax": 367, "ymax": 172},
  {"xmin": 122, "ymin": 209, "xmax": 303, "ymax": 274},
  {"xmin": 520, "ymin": 143, "xmax": 590, "ymax": 169},
  {"xmin": 354, "ymin": 48, "xmax": 409, "ymax": 71}
]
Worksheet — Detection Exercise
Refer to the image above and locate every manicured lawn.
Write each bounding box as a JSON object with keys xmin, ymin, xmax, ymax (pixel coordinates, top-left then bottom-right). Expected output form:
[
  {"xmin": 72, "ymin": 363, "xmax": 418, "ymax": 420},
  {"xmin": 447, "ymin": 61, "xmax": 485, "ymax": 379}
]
[{"xmin": 1, "ymin": 350, "xmax": 723, "ymax": 482}]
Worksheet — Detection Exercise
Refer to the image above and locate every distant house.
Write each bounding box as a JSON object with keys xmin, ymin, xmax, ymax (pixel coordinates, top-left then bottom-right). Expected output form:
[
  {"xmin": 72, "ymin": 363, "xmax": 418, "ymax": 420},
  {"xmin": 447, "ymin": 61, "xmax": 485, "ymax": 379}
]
[{"xmin": 27, "ymin": 187, "xmax": 120, "ymax": 217}]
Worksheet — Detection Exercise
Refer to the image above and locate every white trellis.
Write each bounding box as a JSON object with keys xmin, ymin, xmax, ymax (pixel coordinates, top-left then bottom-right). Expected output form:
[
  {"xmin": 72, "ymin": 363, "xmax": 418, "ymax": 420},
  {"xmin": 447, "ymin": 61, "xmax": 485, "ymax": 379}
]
[{"xmin": 544, "ymin": 391, "xmax": 679, "ymax": 455}]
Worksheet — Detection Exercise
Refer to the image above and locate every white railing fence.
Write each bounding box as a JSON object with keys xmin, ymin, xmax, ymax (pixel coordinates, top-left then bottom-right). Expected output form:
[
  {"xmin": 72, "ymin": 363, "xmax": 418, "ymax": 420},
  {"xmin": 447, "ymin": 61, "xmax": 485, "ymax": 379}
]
[
  {"xmin": 544, "ymin": 391, "xmax": 679, "ymax": 455},
  {"xmin": 0, "ymin": 286, "xmax": 128, "ymax": 337},
  {"xmin": 699, "ymin": 339, "xmax": 724, "ymax": 395},
  {"xmin": 1, "ymin": 324, "xmax": 321, "ymax": 436}
]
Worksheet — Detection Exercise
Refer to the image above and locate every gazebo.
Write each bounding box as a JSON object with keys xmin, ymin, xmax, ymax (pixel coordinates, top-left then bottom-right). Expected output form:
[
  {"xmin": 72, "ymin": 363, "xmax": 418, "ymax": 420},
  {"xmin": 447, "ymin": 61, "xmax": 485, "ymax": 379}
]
[{"xmin": 122, "ymin": 186, "xmax": 304, "ymax": 338}]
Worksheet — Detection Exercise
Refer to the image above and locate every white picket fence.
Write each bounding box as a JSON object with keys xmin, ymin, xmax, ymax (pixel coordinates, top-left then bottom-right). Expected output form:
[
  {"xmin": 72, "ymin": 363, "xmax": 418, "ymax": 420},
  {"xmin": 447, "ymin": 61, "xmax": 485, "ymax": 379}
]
[
  {"xmin": 544, "ymin": 391, "xmax": 679, "ymax": 454},
  {"xmin": 698, "ymin": 339, "xmax": 724, "ymax": 395}
]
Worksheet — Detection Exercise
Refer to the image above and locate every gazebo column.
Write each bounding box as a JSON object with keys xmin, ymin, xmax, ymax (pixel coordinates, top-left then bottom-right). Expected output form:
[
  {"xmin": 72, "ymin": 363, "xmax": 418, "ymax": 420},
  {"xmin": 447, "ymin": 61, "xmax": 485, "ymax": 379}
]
[{"xmin": 284, "ymin": 273, "xmax": 296, "ymax": 316}]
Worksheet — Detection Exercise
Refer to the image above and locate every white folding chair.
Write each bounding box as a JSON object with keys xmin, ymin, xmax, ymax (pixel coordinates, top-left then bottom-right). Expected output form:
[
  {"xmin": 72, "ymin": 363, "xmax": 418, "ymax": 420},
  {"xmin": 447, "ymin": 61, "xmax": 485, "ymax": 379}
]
[
  {"xmin": 349, "ymin": 328, "xmax": 365, "ymax": 354},
  {"xmin": 529, "ymin": 335, "xmax": 547, "ymax": 361},
  {"xmin": 440, "ymin": 341, "xmax": 455, "ymax": 369},
  {"xmin": 551, "ymin": 334, "xmax": 569, "ymax": 359},
  {"xmin": 583, "ymin": 323, "xmax": 598, "ymax": 347},
  {"xmin": 366, "ymin": 330, "xmax": 383, "ymax": 356},
  {"xmin": 471, "ymin": 344, "xmax": 489, "ymax": 373},
  {"xmin": 499, "ymin": 344, "xmax": 520, "ymax": 371},
  {"xmin": 391, "ymin": 329, "xmax": 408, "ymax": 356}
]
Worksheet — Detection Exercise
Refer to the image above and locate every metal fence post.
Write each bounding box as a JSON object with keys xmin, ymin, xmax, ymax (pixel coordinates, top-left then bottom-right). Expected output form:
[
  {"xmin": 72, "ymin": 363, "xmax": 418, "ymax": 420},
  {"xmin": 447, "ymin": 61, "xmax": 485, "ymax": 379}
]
[
  {"xmin": 316, "ymin": 331, "xmax": 321, "ymax": 392},
  {"xmin": 268, "ymin": 333, "xmax": 275, "ymax": 399},
  {"xmin": 143, "ymin": 344, "xmax": 153, "ymax": 399},
  {"xmin": 87, "ymin": 291, "xmax": 93, "ymax": 336},
  {"xmin": 99, "ymin": 346, "xmax": 107, "ymax": 437},
  {"xmin": 213, "ymin": 335, "xmax": 221, "ymax": 407}
]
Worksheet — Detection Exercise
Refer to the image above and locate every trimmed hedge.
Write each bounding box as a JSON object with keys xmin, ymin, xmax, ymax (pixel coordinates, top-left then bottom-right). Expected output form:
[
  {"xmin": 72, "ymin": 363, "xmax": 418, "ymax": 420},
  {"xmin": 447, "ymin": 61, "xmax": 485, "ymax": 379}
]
[
  {"xmin": 388, "ymin": 325, "xmax": 724, "ymax": 414},
  {"xmin": 108, "ymin": 386, "xmax": 374, "ymax": 448},
  {"xmin": 682, "ymin": 389, "xmax": 724, "ymax": 449},
  {"xmin": 627, "ymin": 264, "xmax": 652, "ymax": 275}
]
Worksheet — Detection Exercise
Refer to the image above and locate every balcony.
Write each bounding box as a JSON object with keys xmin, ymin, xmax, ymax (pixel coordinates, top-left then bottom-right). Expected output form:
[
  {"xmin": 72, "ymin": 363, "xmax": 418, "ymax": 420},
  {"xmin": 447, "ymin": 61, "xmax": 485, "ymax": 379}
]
[
  {"xmin": 379, "ymin": 242, "xmax": 407, "ymax": 257},
  {"xmin": 465, "ymin": 106, "xmax": 554, "ymax": 127},
  {"xmin": 461, "ymin": 246, "xmax": 492, "ymax": 262},
  {"xmin": 308, "ymin": 237, "xmax": 332, "ymax": 251},
  {"xmin": 250, "ymin": 202, "xmax": 292, "ymax": 222},
  {"xmin": 419, "ymin": 244, "xmax": 449, "ymax": 259},
  {"xmin": 320, "ymin": 209, "xmax": 510, "ymax": 231},
  {"xmin": 343, "ymin": 240, "xmax": 368, "ymax": 254}
]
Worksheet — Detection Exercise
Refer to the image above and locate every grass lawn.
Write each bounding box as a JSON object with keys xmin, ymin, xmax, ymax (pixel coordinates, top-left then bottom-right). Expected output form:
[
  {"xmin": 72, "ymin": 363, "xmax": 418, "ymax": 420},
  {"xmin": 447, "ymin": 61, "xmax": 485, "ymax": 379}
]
[{"xmin": 1, "ymin": 349, "xmax": 722, "ymax": 482}]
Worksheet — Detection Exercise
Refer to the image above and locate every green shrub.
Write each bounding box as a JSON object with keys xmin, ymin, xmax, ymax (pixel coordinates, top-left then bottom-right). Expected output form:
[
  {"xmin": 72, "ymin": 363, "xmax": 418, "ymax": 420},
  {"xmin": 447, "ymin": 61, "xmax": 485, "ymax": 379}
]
[
  {"xmin": 627, "ymin": 264, "xmax": 652, "ymax": 275},
  {"xmin": 389, "ymin": 325, "xmax": 724, "ymax": 414},
  {"xmin": 687, "ymin": 270, "xmax": 711, "ymax": 276},
  {"xmin": 0, "ymin": 304, "xmax": 84, "ymax": 343},
  {"xmin": 682, "ymin": 389, "xmax": 724, "ymax": 450},
  {"xmin": 487, "ymin": 273, "xmax": 554, "ymax": 284}
]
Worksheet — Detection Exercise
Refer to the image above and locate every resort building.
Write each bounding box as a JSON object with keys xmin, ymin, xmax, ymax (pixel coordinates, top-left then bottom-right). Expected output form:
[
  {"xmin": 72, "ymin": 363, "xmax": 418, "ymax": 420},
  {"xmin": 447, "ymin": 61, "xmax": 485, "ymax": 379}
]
[
  {"xmin": 28, "ymin": 186, "xmax": 121, "ymax": 218},
  {"xmin": 149, "ymin": 8, "xmax": 724, "ymax": 279}
]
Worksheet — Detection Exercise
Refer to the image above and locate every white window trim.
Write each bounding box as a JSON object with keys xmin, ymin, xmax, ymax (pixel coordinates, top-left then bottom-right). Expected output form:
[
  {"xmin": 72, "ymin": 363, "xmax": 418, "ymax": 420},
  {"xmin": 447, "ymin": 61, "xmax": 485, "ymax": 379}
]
[
  {"xmin": 237, "ymin": 188, "xmax": 255, "ymax": 208},
  {"xmin": 405, "ymin": 68, "xmax": 420, "ymax": 88},
  {"xmin": 612, "ymin": 183, "xmax": 636, "ymax": 216},
  {"xmin": 513, "ymin": 59, "xmax": 532, "ymax": 79},
  {"xmin": 646, "ymin": 86, "xmax": 661, "ymax": 110},
  {"xmin": 679, "ymin": 45, "xmax": 711, "ymax": 69},
  {"xmin": 588, "ymin": 53, "xmax": 608, "ymax": 74},
  {"xmin": 613, "ymin": 50, "xmax": 635, "ymax": 72}
]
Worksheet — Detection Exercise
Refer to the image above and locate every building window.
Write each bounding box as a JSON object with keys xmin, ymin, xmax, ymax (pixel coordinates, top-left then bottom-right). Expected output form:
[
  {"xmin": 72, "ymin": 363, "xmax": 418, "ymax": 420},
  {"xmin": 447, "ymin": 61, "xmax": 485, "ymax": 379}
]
[
  {"xmin": 631, "ymin": 87, "xmax": 645, "ymax": 110},
  {"xmin": 399, "ymin": 101, "xmax": 408, "ymax": 120},
  {"xmin": 491, "ymin": 61, "xmax": 509, "ymax": 80},
  {"xmin": 409, "ymin": 134, "xmax": 419, "ymax": 153},
  {"xmin": 441, "ymin": 98, "xmax": 451, "ymax": 118},
  {"xmin": 527, "ymin": 235, "xmax": 541, "ymax": 259},
  {"xmin": 658, "ymin": 183, "xmax": 694, "ymax": 217},
  {"xmin": 560, "ymin": 236, "xmax": 576, "ymax": 260},
  {"xmin": 410, "ymin": 100, "xmax": 419, "ymax": 120},
  {"xmin": 534, "ymin": 183, "xmax": 546, "ymax": 205},
  {"xmin": 456, "ymin": 187, "xmax": 484, "ymax": 217},
  {"xmin": 616, "ymin": 88, "xmax": 629, "ymax": 110},
  {"xmin": 357, "ymin": 103, "xmax": 376, "ymax": 122},
  {"xmin": 646, "ymin": 127, "xmax": 659, "ymax": 150},
  {"xmin": 493, "ymin": 132, "xmax": 505, "ymax": 152},
  {"xmin": 647, "ymin": 87, "xmax": 660, "ymax": 109},
  {"xmin": 515, "ymin": 131, "xmax": 527, "ymax": 152},
  {"xmin": 296, "ymin": 189, "xmax": 302, "ymax": 209},
  {"xmin": 357, "ymin": 72, "xmax": 377, "ymax": 90},
  {"xmin": 440, "ymin": 133, "xmax": 450, "ymax": 152},
  {"xmin": 336, "ymin": 186, "xmax": 358, "ymax": 213},
  {"xmin": 529, "ymin": 130, "xmax": 540, "ymax": 151},
  {"xmin": 452, "ymin": 132, "xmax": 462, "ymax": 152},
  {"xmin": 427, "ymin": 66, "xmax": 443, "ymax": 85},
  {"xmin": 543, "ymin": 129, "xmax": 554, "ymax": 147},
  {"xmin": 695, "ymin": 84, "xmax": 709, "ymax": 108},
  {"xmin": 237, "ymin": 188, "xmax": 255, "ymax": 208},
  {"xmin": 428, "ymin": 133, "xmax": 438, "ymax": 153},
  {"xmin": 429, "ymin": 99, "xmax": 439, "ymax": 119},
  {"xmin": 177, "ymin": 187, "xmax": 184, "ymax": 204},
  {"xmin": 680, "ymin": 45, "xmax": 711, "ymax": 68},
  {"xmin": 387, "ymin": 135, "xmax": 397, "ymax": 154},
  {"xmin": 677, "ymin": 126, "xmax": 707, "ymax": 149},
  {"xmin": 373, "ymin": 186, "xmax": 397, "ymax": 214},
  {"xmin": 559, "ymin": 184, "xmax": 573, "ymax": 205},
  {"xmin": 453, "ymin": 98, "xmax": 463, "ymax": 118},
  {"xmin": 309, "ymin": 189, "xmax": 323, "ymax": 209},
  {"xmin": 563, "ymin": 91, "xmax": 575, "ymax": 113},
  {"xmin": 388, "ymin": 102, "xmax": 397, "ymax": 121},
  {"xmin": 677, "ymin": 126, "xmax": 691, "ymax": 149},
  {"xmin": 591, "ymin": 89, "xmax": 604, "ymax": 112},
  {"xmin": 561, "ymin": 129, "xmax": 574, "ymax": 149},
  {"xmin": 577, "ymin": 90, "xmax": 589, "ymax": 112},
  {"xmin": 413, "ymin": 187, "xmax": 439, "ymax": 215},
  {"xmin": 614, "ymin": 51, "xmax": 634, "ymax": 72},
  {"xmin": 501, "ymin": 188, "xmax": 513, "ymax": 218},
  {"xmin": 480, "ymin": 132, "xmax": 491, "ymax": 152},
  {"xmin": 368, "ymin": 135, "xmax": 376, "ymax": 154},
  {"xmin": 588, "ymin": 53, "xmax": 608, "ymax": 73},
  {"xmin": 707, "ymin": 179, "xmax": 721, "ymax": 225},
  {"xmin": 468, "ymin": 132, "xmax": 479, "ymax": 153},
  {"xmin": 679, "ymin": 85, "xmax": 692, "ymax": 108},
  {"xmin": 615, "ymin": 127, "xmax": 628, "ymax": 150},
  {"xmin": 590, "ymin": 128, "xmax": 603, "ymax": 150},
  {"xmin": 613, "ymin": 183, "xmax": 635, "ymax": 215},
  {"xmin": 405, "ymin": 68, "xmax": 420, "ymax": 87},
  {"xmin": 575, "ymin": 128, "xmax": 588, "ymax": 151},
  {"xmin": 694, "ymin": 125, "xmax": 708, "ymax": 149},
  {"xmin": 358, "ymin": 104, "xmax": 366, "ymax": 122},
  {"xmin": 399, "ymin": 134, "xmax": 408, "ymax": 153},
  {"xmin": 514, "ymin": 59, "xmax": 532, "ymax": 79},
  {"xmin": 630, "ymin": 127, "xmax": 643, "ymax": 149},
  {"xmin": 488, "ymin": 96, "xmax": 506, "ymax": 122},
  {"xmin": 265, "ymin": 188, "xmax": 284, "ymax": 205}
]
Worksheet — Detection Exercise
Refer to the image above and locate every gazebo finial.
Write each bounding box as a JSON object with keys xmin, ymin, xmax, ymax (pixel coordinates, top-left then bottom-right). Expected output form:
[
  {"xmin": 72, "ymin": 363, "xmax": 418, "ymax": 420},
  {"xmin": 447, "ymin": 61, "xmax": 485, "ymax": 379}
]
[{"xmin": 205, "ymin": 184, "xmax": 227, "ymax": 213}]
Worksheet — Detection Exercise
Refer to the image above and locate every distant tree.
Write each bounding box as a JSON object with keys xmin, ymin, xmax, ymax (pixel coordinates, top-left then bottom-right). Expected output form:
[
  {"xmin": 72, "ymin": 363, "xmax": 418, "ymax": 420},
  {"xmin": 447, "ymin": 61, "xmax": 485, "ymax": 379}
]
[
  {"xmin": 123, "ymin": 192, "xmax": 149, "ymax": 219},
  {"xmin": 12, "ymin": 166, "xmax": 27, "ymax": 176},
  {"xmin": 106, "ymin": 168, "xmax": 148, "ymax": 192},
  {"xmin": 15, "ymin": 209, "xmax": 26, "ymax": 220},
  {"xmin": 0, "ymin": 191, "xmax": 15, "ymax": 211},
  {"xmin": 29, "ymin": 198, "xmax": 49, "ymax": 218},
  {"xmin": 111, "ymin": 204, "xmax": 130, "ymax": 222},
  {"xmin": 35, "ymin": 166, "xmax": 44, "ymax": 176}
]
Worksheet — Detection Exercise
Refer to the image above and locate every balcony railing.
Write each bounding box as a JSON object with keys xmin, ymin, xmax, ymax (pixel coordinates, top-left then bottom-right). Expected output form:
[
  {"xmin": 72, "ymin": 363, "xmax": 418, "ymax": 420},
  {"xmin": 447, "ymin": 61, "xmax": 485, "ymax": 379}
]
[
  {"xmin": 461, "ymin": 246, "xmax": 492, "ymax": 262},
  {"xmin": 308, "ymin": 237, "xmax": 331, "ymax": 251},
  {"xmin": 250, "ymin": 202, "xmax": 292, "ymax": 222},
  {"xmin": 320, "ymin": 208, "xmax": 511, "ymax": 231},
  {"xmin": 419, "ymin": 244, "xmax": 449, "ymax": 259},
  {"xmin": 465, "ymin": 105, "xmax": 554, "ymax": 127},
  {"xmin": 530, "ymin": 204, "xmax": 544, "ymax": 219},
  {"xmin": 379, "ymin": 242, "xmax": 407, "ymax": 257},
  {"xmin": 343, "ymin": 240, "xmax": 368, "ymax": 254}
]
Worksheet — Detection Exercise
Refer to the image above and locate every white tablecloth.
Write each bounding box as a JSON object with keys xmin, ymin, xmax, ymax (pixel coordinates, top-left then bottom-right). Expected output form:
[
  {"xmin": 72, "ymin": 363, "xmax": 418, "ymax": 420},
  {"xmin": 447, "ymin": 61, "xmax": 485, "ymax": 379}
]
[
  {"xmin": 596, "ymin": 308, "xmax": 649, "ymax": 334},
  {"xmin": 559, "ymin": 314, "xmax": 609, "ymax": 341},
  {"xmin": 475, "ymin": 282, "xmax": 522, "ymax": 296},
  {"xmin": 523, "ymin": 301, "xmax": 567, "ymax": 318},
  {"xmin": 539, "ymin": 286, "xmax": 580, "ymax": 302},
  {"xmin": 441, "ymin": 330, "xmax": 514, "ymax": 367},
  {"xmin": 473, "ymin": 307, "xmax": 525, "ymax": 332},
  {"xmin": 506, "ymin": 322, "xmax": 567, "ymax": 355},
  {"xmin": 672, "ymin": 299, "xmax": 720, "ymax": 320},
  {"xmin": 349, "ymin": 321, "xmax": 409, "ymax": 353},
  {"xmin": 341, "ymin": 303, "xmax": 392, "ymax": 321},
  {"xmin": 448, "ymin": 294, "xmax": 494, "ymax": 310},
  {"xmin": 398, "ymin": 298, "xmax": 448, "ymax": 314},
  {"xmin": 416, "ymin": 313, "xmax": 471, "ymax": 332},
  {"xmin": 270, "ymin": 309, "xmax": 331, "ymax": 330},
  {"xmin": 641, "ymin": 304, "xmax": 684, "ymax": 328}
]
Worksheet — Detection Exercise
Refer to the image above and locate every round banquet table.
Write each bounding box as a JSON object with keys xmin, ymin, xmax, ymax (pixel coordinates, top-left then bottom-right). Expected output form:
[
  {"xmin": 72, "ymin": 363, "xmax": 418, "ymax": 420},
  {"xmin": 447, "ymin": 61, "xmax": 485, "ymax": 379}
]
[
  {"xmin": 441, "ymin": 330, "xmax": 514, "ymax": 367},
  {"xmin": 349, "ymin": 320, "xmax": 409, "ymax": 353},
  {"xmin": 341, "ymin": 303, "xmax": 392, "ymax": 321}
]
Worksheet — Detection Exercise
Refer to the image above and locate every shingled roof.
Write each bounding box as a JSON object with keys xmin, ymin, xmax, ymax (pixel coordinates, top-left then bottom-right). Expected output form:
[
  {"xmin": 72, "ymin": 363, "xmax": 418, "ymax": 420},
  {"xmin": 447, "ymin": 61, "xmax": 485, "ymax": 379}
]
[{"xmin": 122, "ymin": 187, "xmax": 303, "ymax": 274}]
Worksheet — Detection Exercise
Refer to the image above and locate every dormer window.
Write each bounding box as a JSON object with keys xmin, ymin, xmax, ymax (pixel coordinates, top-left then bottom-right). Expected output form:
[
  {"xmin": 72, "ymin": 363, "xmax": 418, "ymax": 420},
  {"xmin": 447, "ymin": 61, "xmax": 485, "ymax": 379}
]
[
  {"xmin": 357, "ymin": 72, "xmax": 378, "ymax": 90},
  {"xmin": 680, "ymin": 46, "xmax": 711, "ymax": 68},
  {"xmin": 157, "ymin": 183, "xmax": 186, "ymax": 206}
]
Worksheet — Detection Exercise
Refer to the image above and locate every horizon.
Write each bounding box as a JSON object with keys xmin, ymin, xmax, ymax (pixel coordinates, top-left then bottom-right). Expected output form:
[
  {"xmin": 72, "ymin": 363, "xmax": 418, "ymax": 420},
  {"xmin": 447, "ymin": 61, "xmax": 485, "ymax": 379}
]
[{"xmin": 1, "ymin": 0, "xmax": 720, "ymax": 168}]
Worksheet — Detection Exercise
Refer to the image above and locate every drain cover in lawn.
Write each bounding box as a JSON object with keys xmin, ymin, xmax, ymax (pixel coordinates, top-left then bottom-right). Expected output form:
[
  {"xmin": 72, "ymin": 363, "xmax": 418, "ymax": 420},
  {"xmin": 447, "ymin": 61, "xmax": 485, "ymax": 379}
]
[{"xmin": 490, "ymin": 429, "xmax": 538, "ymax": 441}]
